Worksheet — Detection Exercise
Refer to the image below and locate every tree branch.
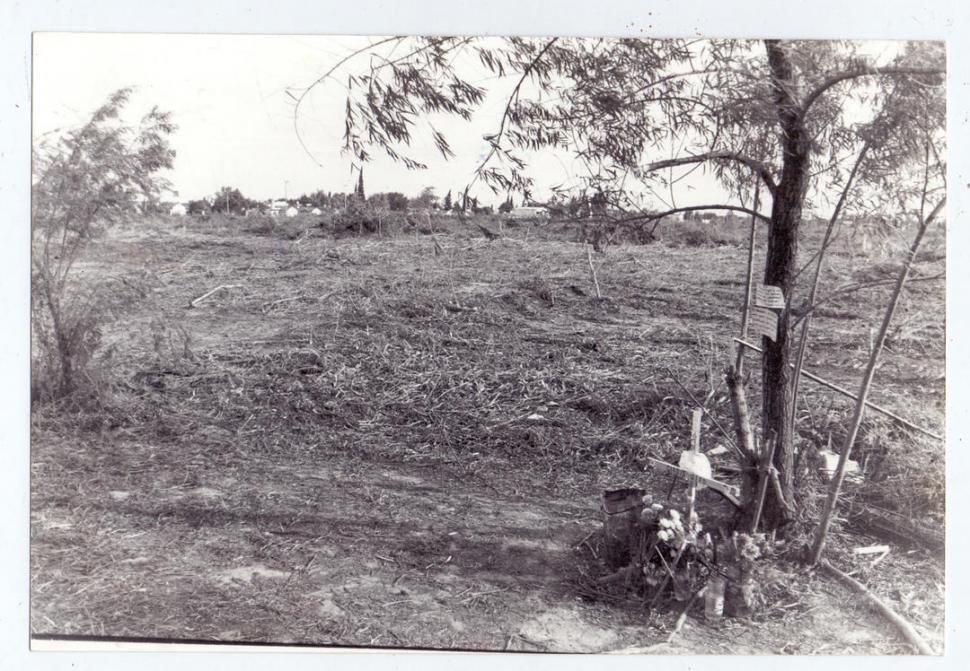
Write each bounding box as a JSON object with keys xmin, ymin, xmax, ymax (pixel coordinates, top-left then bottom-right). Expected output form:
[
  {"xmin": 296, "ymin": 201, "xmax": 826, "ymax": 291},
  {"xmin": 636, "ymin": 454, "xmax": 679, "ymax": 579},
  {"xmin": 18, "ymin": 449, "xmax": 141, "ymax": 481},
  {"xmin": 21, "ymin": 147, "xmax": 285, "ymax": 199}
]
[
  {"xmin": 293, "ymin": 36, "xmax": 404, "ymax": 166},
  {"xmin": 466, "ymin": 37, "xmax": 560, "ymax": 198},
  {"xmin": 642, "ymin": 152, "xmax": 777, "ymax": 194},
  {"xmin": 801, "ymin": 66, "xmax": 944, "ymax": 119},
  {"xmin": 615, "ymin": 204, "xmax": 771, "ymax": 231}
]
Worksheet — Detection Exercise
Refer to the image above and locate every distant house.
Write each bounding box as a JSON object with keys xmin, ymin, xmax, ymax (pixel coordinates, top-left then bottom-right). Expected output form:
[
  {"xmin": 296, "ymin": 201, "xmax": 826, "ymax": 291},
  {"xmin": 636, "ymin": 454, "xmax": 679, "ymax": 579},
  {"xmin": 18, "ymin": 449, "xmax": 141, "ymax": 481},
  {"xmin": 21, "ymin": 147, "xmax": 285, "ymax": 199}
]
[
  {"xmin": 169, "ymin": 203, "xmax": 187, "ymax": 216},
  {"xmin": 285, "ymin": 206, "xmax": 299, "ymax": 218},
  {"xmin": 311, "ymin": 207, "xmax": 322, "ymax": 216},
  {"xmin": 507, "ymin": 206, "xmax": 550, "ymax": 222},
  {"xmin": 269, "ymin": 200, "xmax": 290, "ymax": 217}
]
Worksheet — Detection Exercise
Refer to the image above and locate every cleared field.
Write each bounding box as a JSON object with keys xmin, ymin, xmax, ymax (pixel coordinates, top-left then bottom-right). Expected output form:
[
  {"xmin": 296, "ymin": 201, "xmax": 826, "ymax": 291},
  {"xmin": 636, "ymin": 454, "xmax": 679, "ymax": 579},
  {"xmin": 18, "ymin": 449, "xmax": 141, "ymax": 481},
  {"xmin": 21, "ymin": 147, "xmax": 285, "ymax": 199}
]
[{"xmin": 30, "ymin": 215, "xmax": 945, "ymax": 652}]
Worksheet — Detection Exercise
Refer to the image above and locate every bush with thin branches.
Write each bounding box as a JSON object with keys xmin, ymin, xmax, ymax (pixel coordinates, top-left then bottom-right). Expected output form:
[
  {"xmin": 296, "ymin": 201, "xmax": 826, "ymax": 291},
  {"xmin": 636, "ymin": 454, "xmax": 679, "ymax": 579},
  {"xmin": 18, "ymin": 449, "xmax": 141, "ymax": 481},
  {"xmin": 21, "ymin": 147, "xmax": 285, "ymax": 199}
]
[{"xmin": 31, "ymin": 88, "xmax": 175, "ymax": 404}]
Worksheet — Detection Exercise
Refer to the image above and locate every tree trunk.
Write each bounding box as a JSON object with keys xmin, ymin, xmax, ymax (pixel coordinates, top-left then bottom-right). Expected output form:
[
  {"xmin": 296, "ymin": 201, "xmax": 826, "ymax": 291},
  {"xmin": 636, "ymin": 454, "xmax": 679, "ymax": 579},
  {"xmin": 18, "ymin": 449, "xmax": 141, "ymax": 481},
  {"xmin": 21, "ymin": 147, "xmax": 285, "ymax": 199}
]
[{"xmin": 759, "ymin": 40, "xmax": 812, "ymax": 529}]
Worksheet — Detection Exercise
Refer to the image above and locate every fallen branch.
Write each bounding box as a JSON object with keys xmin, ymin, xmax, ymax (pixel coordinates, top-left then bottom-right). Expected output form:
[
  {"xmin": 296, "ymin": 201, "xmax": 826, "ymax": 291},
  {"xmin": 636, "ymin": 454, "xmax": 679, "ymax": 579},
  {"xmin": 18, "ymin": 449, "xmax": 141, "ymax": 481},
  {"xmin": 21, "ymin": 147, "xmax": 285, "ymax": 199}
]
[
  {"xmin": 188, "ymin": 284, "xmax": 240, "ymax": 308},
  {"xmin": 667, "ymin": 585, "xmax": 706, "ymax": 643},
  {"xmin": 261, "ymin": 294, "xmax": 307, "ymax": 309},
  {"xmin": 820, "ymin": 560, "xmax": 934, "ymax": 655},
  {"xmin": 476, "ymin": 222, "xmax": 501, "ymax": 241},
  {"xmin": 596, "ymin": 564, "xmax": 639, "ymax": 585},
  {"xmin": 261, "ymin": 289, "xmax": 338, "ymax": 311},
  {"xmin": 851, "ymin": 508, "xmax": 943, "ymax": 552}
]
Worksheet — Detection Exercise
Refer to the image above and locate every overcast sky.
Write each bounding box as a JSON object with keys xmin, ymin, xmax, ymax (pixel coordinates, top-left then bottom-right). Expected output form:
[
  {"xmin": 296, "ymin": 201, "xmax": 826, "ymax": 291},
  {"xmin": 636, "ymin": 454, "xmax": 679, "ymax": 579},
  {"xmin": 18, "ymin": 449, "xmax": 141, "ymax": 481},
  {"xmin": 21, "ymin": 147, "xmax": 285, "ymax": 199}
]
[
  {"xmin": 32, "ymin": 33, "xmax": 910, "ymax": 209},
  {"xmin": 32, "ymin": 32, "xmax": 738, "ymax": 206}
]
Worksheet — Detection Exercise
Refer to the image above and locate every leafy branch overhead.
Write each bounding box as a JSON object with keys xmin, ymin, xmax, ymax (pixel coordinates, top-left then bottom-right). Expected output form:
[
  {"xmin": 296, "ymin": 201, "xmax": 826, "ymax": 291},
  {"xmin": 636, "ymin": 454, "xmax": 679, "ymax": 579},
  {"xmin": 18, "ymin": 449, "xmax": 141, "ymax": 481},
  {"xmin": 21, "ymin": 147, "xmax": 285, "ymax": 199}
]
[
  {"xmin": 295, "ymin": 37, "xmax": 943, "ymax": 216},
  {"xmin": 293, "ymin": 36, "xmax": 945, "ymax": 534}
]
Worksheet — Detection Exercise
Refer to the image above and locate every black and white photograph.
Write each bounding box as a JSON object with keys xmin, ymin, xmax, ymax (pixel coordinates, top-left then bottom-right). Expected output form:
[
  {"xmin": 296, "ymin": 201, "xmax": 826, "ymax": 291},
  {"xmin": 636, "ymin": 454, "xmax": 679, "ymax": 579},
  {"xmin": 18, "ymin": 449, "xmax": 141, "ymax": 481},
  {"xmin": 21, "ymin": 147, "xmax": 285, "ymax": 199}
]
[{"xmin": 9, "ymin": 2, "xmax": 964, "ymax": 662}]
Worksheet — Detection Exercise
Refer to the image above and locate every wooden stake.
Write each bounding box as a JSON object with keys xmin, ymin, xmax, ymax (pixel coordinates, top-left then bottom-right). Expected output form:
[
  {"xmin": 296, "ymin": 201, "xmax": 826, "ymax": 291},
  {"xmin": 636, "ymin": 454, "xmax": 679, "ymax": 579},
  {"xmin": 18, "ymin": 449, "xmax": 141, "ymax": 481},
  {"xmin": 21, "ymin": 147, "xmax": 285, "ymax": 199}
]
[
  {"xmin": 586, "ymin": 244, "xmax": 602, "ymax": 299},
  {"xmin": 749, "ymin": 437, "xmax": 777, "ymax": 533},
  {"xmin": 733, "ymin": 338, "xmax": 942, "ymax": 442},
  {"xmin": 735, "ymin": 183, "xmax": 760, "ymax": 374},
  {"xmin": 686, "ymin": 409, "xmax": 702, "ymax": 529},
  {"xmin": 810, "ymin": 197, "xmax": 945, "ymax": 565}
]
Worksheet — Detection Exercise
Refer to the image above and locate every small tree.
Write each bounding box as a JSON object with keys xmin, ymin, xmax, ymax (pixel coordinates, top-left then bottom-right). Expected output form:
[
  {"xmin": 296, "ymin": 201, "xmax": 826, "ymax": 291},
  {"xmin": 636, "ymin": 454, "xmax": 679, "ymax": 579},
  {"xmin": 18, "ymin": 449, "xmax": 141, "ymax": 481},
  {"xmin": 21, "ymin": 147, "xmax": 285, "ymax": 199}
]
[
  {"xmin": 211, "ymin": 187, "xmax": 255, "ymax": 215},
  {"xmin": 386, "ymin": 192, "xmax": 409, "ymax": 211},
  {"xmin": 367, "ymin": 192, "xmax": 389, "ymax": 209},
  {"xmin": 32, "ymin": 88, "xmax": 175, "ymax": 401},
  {"xmin": 410, "ymin": 186, "xmax": 438, "ymax": 210},
  {"xmin": 187, "ymin": 199, "xmax": 210, "ymax": 216}
]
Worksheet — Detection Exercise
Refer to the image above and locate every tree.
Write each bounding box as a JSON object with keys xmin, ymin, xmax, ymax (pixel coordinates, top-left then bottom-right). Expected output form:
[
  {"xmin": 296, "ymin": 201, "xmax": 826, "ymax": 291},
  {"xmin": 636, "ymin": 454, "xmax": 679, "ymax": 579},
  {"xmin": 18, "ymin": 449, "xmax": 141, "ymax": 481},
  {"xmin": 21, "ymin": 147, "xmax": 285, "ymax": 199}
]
[
  {"xmin": 498, "ymin": 196, "xmax": 514, "ymax": 214},
  {"xmin": 355, "ymin": 166, "xmax": 366, "ymax": 201},
  {"xmin": 386, "ymin": 192, "xmax": 409, "ymax": 211},
  {"xmin": 211, "ymin": 186, "xmax": 255, "ymax": 215},
  {"xmin": 32, "ymin": 88, "xmax": 175, "ymax": 400},
  {"xmin": 410, "ymin": 186, "xmax": 438, "ymax": 210},
  {"xmin": 297, "ymin": 38, "xmax": 945, "ymax": 531},
  {"xmin": 367, "ymin": 192, "xmax": 389, "ymax": 209},
  {"xmin": 443, "ymin": 189, "xmax": 453, "ymax": 211},
  {"xmin": 186, "ymin": 199, "xmax": 210, "ymax": 216}
]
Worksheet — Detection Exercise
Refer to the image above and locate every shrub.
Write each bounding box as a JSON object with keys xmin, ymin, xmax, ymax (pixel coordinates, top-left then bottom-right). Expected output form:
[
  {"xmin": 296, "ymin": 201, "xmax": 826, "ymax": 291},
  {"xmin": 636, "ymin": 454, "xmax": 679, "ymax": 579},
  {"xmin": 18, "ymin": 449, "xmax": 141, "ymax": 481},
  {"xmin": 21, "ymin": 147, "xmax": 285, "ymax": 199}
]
[
  {"xmin": 661, "ymin": 219, "xmax": 746, "ymax": 247},
  {"xmin": 332, "ymin": 202, "xmax": 380, "ymax": 236},
  {"xmin": 31, "ymin": 88, "xmax": 175, "ymax": 403}
]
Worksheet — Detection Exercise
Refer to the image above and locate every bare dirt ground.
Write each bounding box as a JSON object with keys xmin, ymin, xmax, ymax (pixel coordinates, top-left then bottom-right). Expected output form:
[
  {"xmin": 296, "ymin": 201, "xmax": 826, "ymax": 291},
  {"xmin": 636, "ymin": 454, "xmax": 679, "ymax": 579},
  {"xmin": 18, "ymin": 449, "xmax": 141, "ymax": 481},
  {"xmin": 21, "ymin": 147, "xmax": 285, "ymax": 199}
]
[{"xmin": 30, "ymin": 216, "xmax": 945, "ymax": 653}]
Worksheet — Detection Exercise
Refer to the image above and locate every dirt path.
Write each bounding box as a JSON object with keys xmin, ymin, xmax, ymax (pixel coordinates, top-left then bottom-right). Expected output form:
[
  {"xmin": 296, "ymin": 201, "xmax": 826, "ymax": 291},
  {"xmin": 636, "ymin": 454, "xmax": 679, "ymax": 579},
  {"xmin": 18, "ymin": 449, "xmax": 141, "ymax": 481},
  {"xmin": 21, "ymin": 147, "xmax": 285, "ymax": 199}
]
[{"xmin": 31, "ymin": 437, "xmax": 911, "ymax": 653}]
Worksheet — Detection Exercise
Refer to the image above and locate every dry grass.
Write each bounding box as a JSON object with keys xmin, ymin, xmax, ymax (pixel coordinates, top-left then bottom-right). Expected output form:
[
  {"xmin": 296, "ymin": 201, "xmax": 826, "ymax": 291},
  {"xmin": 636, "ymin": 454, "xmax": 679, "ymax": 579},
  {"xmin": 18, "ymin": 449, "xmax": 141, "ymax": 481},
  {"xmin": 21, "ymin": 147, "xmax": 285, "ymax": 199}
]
[{"xmin": 30, "ymin": 214, "xmax": 945, "ymax": 651}]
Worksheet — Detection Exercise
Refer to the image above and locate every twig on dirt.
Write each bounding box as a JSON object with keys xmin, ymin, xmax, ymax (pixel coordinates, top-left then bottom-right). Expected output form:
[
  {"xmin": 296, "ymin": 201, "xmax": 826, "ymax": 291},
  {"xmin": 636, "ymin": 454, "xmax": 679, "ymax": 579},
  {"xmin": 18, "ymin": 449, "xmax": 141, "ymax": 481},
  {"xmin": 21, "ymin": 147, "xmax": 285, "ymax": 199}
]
[
  {"xmin": 573, "ymin": 529, "xmax": 597, "ymax": 548},
  {"xmin": 667, "ymin": 585, "xmax": 707, "ymax": 644},
  {"xmin": 261, "ymin": 294, "xmax": 307, "ymax": 309},
  {"xmin": 382, "ymin": 599, "xmax": 416, "ymax": 607},
  {"xmin": 596, "ymin": 564, "xmax": 639, "ymax": 586},
  {"xmin": 459, "ymin": 586, "xmax": 510, "ymax": 603},
  {"xmin": 188, "ymin": 284, "xmax": 240, "ymax": 308},
  {"xmin": 261, "ymin": 289, "xmax": 339, "ymax": 312},
  {"xmin": 820, "ymin": 559, "xmax": 934, "ymax": 655},
  {"xmin": 279, "ymin": 552, "xmax": 319, "ymax": 592},
  {"xmin": 512, "ymin": 633, "xmax": 549, "ymax": 651},
  {"xmin": 648, "ymin": 542, "xmax": 689, "ymax": 608}
]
